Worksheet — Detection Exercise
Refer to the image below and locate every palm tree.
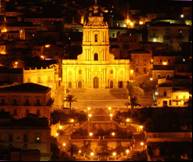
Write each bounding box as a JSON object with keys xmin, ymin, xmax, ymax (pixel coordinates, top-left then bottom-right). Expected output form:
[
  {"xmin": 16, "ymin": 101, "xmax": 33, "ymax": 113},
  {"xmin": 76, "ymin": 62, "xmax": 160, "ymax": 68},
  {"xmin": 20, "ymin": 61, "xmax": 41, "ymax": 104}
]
[
  {"xmin": 127, "ymin": 82, "xmax": 144, "ymax": 110},
  {"xmin": 64, "ymin": 94, "xmax": 77, "ymax": 111}
]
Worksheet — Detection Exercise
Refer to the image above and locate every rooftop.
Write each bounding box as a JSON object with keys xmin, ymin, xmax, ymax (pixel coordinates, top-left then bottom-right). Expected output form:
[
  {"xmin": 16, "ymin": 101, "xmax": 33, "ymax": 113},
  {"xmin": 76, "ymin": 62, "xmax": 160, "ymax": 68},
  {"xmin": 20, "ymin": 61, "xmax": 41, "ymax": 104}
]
[{"xmin": 0, "ymin": 83, "xmax": 51, "ymax": 93}]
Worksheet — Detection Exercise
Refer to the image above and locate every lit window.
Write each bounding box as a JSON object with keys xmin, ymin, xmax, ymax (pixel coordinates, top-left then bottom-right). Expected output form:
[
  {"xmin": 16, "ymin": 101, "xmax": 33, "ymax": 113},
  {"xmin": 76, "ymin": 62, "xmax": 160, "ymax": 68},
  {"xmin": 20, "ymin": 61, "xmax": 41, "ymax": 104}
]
[
  {"xmin": 35, "ymin": 136, "xmax": 41, "ymax": 144},
  {"xmin": 94, "ymin": 53, "xmax": 98, "ymax": 61},
  {"xmin": 94, "ymin": 34, "xmax": 98, "ymax": 42}
]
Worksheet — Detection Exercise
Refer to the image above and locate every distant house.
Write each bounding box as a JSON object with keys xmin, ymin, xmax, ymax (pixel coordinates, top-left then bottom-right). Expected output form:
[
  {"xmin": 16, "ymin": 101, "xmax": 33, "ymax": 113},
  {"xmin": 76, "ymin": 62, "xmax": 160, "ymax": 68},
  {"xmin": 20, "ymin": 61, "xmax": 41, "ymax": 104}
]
[
  {"xmin": 0, "ymin": 112, "xmax": 50, "ymax": 161},
  {"xmin": 0, "ymin": 83, "xmax": 52, "ymax": 121}
]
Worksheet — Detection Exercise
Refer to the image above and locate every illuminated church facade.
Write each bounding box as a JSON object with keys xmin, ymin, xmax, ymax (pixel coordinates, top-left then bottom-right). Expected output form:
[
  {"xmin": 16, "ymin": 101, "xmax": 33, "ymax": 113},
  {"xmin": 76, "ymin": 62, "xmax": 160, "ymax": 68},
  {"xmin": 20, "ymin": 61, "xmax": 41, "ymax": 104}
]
[{"xmin": 62, "ymin": 4, "xmax": 131, "ymax": 90}]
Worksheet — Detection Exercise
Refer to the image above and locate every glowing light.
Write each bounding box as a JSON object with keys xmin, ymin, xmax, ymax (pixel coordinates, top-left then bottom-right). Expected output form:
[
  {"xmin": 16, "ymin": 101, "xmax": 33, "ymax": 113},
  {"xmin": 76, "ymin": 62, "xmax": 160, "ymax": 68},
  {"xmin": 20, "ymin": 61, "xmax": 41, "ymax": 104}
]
[
  {"xmin": 109, "ymin": 113, "xmax": 113, "ymax": 118},
  {"xmin": 88, "ymin": 113, "xmax": 92, "ymax": 118},
  {"xmin": 130, "ymin": 70, "xmax": 134, "ymax": 75},
  {"xmin": 140, "ymin": 141, "xmax": 145, "ymax": 146},
  {"xmin": 162, "ymin": 61, "xmax": 168, "ymax": 66},
  {"xmin": 45, "ymin": 44, "xmax": 51, "ymax": 48},
  {"xmin": 125, "ymin": 149, "xmax": 130, "ymax": 154},
  {"xmin": 36, "ymin": 137, "xmax": 40, "ymax": 141},
  {"xmin": 89, "ymin": 132, "xmax": 93, "ymax": 137},
  {"xmin": 55, "ymin": 133, "xmax": 59, "ymax": 137},
  {"xmin": 108, "ymin": 106, "xmax": 112, "ymax": 111},
  {"xmin": 126, "ymin": 118, "xmax": 131, "ymax": 123},
  {"xmin": 1, "ymin": 27, "xmax": 8, "ymax": 33},
  {"xmin": 62, "ymin": 142, "xmax": 66, "ymax": 147},
  {"xmin": 180, "ymin": 14, "xmax": 184, "ymax": 18},
  {"xmin": 80, "ymin": 16, "xmax": 84, "ymax": 24},
  {"xmin": 139, "ymin": 125, "xmax": 144, "ymax": 130},
  {"xmin": 90, "ymin": 152, "xmax": 95, "ymax": 157},
  {"xmin": 69, "ymin": 118, "xmax": 75, "ymax": 123},
  {"xmin": 155, "ymin": 91, "xmax": 159, "ymax": 96},
  {"xmin": 40, "ymin": 55, "xmax": 45, "ymax": 60},
  {"xmin": 123, "ymin": 24, "xmax": 127, "ymax": 28},
  {"xmin": 150, "ymin": 77, "xmax": 153, "ymax": 81},
  {"xmin": 111, "ymin": 132, "xmax": 116, "ymax": 137},
  {"xmin": 139, "ymin": 21, "xmax": 144, "ymax": 25},
  {"xmin": 14, "ymin": 61, "xmax": 18, "ymax": 65},
  {"xmin": 112, "ymin": 152, "xmax": 117, "ymax": 157},
  {"xmin": 153, "ymin": 38, "xmax": 157, "ymax": 42},
  {"xmin": 87, "ymin": 107, "xmax": 91, "ymax": 111},
  {"xmin": 59, "ymin": 125, "xmax": 63, "ymax": 130},
  {"xmin": 78, "ymin": 150, "xmax": 82, "ymax": 154}
]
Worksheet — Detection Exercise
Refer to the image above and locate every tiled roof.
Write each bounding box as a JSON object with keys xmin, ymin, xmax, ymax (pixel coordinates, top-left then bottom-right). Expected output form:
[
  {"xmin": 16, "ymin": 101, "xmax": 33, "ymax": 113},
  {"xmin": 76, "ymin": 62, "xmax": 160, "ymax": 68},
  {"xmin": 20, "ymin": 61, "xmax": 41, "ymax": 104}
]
[{"xmin": 0, "ymin": 83, "xmax": 51, "ymax": 93}]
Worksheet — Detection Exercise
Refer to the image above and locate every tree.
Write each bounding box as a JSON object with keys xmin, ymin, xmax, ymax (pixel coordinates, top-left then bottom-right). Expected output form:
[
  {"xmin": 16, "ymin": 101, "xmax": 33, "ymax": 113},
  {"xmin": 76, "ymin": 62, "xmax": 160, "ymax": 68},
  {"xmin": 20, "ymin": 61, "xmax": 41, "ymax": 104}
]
[
  {"xmin": 127, "ymin": 82, "xmax": 144, "ymax": 110},
  {"xmin": 64, "ymin": 94, "xmax": 77, "ymax": 111}
]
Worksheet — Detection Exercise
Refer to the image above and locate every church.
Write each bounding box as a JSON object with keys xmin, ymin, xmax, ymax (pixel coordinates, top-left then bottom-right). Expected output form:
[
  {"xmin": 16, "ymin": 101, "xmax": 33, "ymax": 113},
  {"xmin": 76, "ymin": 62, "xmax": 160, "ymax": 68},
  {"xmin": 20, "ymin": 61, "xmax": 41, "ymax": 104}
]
[
  {"xmin": 62, "ymin": 2, "xmax": 131, "ymax": 109},
  {"xmin": 62, "ymin": 3, "xmax": 131, "ymax": 90}
]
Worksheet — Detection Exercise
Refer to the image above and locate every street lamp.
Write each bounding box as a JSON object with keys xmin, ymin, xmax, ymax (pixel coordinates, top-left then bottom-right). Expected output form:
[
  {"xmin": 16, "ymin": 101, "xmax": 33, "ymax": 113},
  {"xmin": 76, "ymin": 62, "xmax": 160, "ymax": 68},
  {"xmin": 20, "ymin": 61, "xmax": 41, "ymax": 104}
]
[
  {"xmin": 126, "ymin": 118, "xmax": 131, "ymax": 123},
  {"xmin": 125, "ymin": 149, "xmax": 130, "ymax": 154},
  {"xmin": 112, "ymin": 152, "xmax": 117, "ymax": 157},
  {"xmin": 88, "ymin": 113, "xmax": 92, "ymax": 119},
  {"xmin": 109, "ymin": 113, "xmax": 113, "ymax": 120},
  {"xmin": 180, "ymin": 14, "xmax": 184, "ymax": 18},
  {"xmin": 90, "ymin": 152, "xmax": 95, "ymax": 157},
  {"xmin": 62, "ymin": 142, "xmax": 66, "ymax": 147},
  {"xmin": 89, "ymin": 132, "xmax": 93, "ymax": 137},
  {"xmin": 45, "ymin": 44, "xmax": 51, "ymax": 48},
  {"xmin": 87, "ymin": 107, "xmax": 91, "ymax": 111},
  {"xmin": 139, "ymin": 125, "xmax": 144, "ymax": 130},
  {"xmin": 108, "ymin": 106, "xmax": 112, "ymax": 111},
  {"xmin": 111, "ymin": 132, "xmax": 116, "ymax": 137},
  {"xmin": 69, "ymin": 118, "xmax": 75, "ymax": 123},
  {"xmin": 140, "ymin": 141, "xmax": 145, "ymax": 146}
]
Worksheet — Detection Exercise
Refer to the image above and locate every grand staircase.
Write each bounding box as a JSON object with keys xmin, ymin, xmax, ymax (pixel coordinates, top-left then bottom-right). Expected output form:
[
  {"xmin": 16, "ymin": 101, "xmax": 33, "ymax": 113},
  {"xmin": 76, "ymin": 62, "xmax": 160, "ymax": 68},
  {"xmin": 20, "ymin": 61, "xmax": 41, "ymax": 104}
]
[{"xmin": 70, "ymin": 88, "xmax": 128, "ymax": 109}]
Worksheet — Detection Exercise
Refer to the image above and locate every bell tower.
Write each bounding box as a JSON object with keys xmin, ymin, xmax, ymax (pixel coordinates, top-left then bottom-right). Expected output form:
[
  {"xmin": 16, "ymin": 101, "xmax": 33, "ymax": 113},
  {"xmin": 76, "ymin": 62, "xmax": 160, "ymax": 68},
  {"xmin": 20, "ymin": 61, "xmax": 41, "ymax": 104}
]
[{"xmin": 78, "ymin": 1, "xmax": 114, "ymax": 61}]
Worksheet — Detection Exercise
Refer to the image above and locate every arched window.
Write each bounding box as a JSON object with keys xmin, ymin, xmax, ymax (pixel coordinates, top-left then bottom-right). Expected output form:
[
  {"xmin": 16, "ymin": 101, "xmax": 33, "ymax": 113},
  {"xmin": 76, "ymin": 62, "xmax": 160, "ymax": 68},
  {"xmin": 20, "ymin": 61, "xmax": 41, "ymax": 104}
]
[
  {"xmin": 93, "ymin": 77, "xmax": 99, "ymax": 89},
  {"xmin": 118, "ymin": 81, "xmax": 123, "ymax": 88},
  {"xmin": 94, "ymin": 53, "xmax": 98, "ymax": 61},
  {"xmin": 78, "ymin": 81, "xmax": 82, "ymax": 88},
  {"xmin": 94, "ymin": 34, "xmax": 98, "ymax": 42},
  {"xmin": 38, "ymin": 77, "xmax": 41, "ymax": 83},
  {"xmin": 110, "ymin": 81, "xmax": 114, "ymax": 88}
]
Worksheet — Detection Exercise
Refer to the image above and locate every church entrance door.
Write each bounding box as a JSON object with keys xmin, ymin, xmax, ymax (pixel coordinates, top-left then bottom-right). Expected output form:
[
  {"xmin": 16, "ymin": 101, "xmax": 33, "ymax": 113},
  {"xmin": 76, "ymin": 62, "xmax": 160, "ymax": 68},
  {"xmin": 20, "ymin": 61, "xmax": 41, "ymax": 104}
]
[{"xmin": 93, "ymin": 77, "xmax": 99, "ymax": 89}]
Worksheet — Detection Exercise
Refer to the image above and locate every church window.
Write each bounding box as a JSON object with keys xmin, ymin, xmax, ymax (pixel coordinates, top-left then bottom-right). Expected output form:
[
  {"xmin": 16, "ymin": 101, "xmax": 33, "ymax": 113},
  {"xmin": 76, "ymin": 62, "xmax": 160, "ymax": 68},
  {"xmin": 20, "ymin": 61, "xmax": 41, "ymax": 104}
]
[
  {"xmin": 110, "ymin": 81, "xmax": 114, "ymax": 88},
  {"xmin": 118, "ymin": 81, "xmax": 123, "ymax": 88},
  {"xmin": 38, "ymin": 77, "xmax": 41, "ymax": 83},
  {"xmin": 78, "ymin": 81, "xmax": 82, "ymax": 88},
  {"xmin": 94, "ymin": 34, "xmax": 98, "ymax": 42},
  {"xmin": 94, "ymin": 53, "xmax": 98, "ymax": 61}
]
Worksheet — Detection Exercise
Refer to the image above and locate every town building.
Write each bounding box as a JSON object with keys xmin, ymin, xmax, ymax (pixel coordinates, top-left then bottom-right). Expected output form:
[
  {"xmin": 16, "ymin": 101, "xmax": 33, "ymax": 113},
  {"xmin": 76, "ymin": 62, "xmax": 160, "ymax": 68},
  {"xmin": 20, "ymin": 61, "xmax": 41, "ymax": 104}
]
[
  {"xmin": 0, "ymin": 112, "xmax": 50, "ymax": 161},
  {"xmin": 23, "ymin": 65, "xmax": 59, "ymax": 97},
  {"xmin": 0, "ymin": 83, "xmax": 52, "ymax": 121}
]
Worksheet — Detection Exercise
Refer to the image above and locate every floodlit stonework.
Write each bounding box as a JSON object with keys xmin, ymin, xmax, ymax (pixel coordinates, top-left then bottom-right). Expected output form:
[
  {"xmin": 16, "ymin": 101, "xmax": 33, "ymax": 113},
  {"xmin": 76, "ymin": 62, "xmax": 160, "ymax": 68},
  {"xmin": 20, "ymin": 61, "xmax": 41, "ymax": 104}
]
[{"xmin": 62, "ymin": 4, "xmax": 131, "ymax": 90}]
